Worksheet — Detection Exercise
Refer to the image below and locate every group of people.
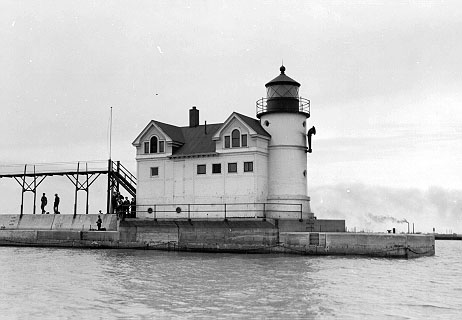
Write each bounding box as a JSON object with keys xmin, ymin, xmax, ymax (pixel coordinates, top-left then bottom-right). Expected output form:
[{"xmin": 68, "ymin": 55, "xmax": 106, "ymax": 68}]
[
  {"xmin": 112, "ymin": 192, "xmax": 136, "ymax": 219},
  {"xmin": 40, "ymin": 193, "xmax": 60, "ymax": 214},
  {"xmin": 39, "ymin": 191, "xmax": 136, "ymax": 220},
  {"xmin": 39, "ymin": 192, "xmax": 137, "ymax": 231}
]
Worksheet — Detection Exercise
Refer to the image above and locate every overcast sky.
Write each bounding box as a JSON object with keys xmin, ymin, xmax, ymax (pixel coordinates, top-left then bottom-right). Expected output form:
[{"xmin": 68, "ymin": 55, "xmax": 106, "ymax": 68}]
[{"xmin": 1, "ymin": 1, "xmax": 461, "ymax": 232}]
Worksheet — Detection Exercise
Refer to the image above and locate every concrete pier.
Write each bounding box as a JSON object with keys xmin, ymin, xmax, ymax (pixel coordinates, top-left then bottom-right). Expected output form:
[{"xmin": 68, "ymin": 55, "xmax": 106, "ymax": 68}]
[
  {"xmin": 0, "ymin": 214, "xmax": 117, "ymax": 231},
  {"xmin": 0, "ymin": 215, "xmax": 434, "ymax": 258}
]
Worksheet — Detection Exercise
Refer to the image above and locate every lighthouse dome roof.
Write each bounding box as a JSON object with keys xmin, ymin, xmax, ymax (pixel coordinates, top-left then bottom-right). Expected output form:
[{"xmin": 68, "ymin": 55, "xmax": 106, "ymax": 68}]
[{"xmin": 265, "ymin": 65, "xmax": 300, "ymax": 87}]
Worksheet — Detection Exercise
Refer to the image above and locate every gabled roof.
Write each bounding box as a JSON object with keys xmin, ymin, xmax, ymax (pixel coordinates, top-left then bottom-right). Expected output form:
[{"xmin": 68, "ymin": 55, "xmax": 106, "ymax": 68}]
[
  {"xmin": 134, "ymin": 112, "xmax": 269, "ymax": 157},
  {"xmin": 173, "ymin": 123, "xmax": 223, "ymax": 156},
  {"xmin": 132, "ymin": 120, "xmax": 172, "ymax": 146},
  {"xmin": 212, "ymin": 112, "xmax": 270, "ymax": 140},
  {"xmin": 153, "ymin": 121, "xmax": 185, "ymax": 144},
  {"xmin": 234, "ymin": 112, "xmax": 270, "ymax": 138}
]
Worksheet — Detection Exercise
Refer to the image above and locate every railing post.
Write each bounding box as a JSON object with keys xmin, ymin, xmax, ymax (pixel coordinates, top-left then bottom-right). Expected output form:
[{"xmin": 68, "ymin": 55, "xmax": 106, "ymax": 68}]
[
  {"xmin": 263, "ymin": 203, "xmax": 266, "ymax": 221},
  {"xmin": 188, "ymin": 204, "xmax": 191, "ymax": 221},
  {"xmin": 154, "ymin": 204, "xmax": 157, "ymax": 221},
  {"xmin": 224, "ymin": 203, "xmax": 227, "ymax": 221},
  {"xmin": 299, "ymin": 204, "xmax": 303, "ymax": 222}
]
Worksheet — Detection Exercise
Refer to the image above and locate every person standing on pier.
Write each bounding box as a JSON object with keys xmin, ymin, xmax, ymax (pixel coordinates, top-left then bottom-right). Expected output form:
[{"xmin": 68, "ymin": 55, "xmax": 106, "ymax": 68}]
[
  {"xmin": 54, "ymin": 194, "xmax": 60, "ymax": 214},
  {"xmin": 96, "ymin": 216, "xmax": 102, "ymax": 231},
  {"xmin": 40, "ymin": 193, "xmax": 47, "ymax": 214},
  {"xmin": 123, "ymin": 197, "xmax": 130, "ymax": 218},
  {"xmin": 130, "ymin": 198, "xmax": 136, "ymax": 218}
]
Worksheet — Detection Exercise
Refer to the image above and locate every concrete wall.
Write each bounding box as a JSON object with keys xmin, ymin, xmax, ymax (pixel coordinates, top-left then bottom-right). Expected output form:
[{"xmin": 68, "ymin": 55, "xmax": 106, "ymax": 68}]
[
  {"xmin": 0, "ymin": 219, "xmax": 435, "ymax": 258},
  {"xmin": 278, "ymin": 232, "xmax": 435, "ymax": 257},
  {"xmin": 325, "ymin": 233, "xmax": 435, "ymax": 257},
  {"xmin": 0, "ymin": 229, "xmax": 121, "ymax": 247},
  {"xmin": 119, "ymin": 219, "xmax": 278, "ymax": 252},
  {"xmin": 0, "ymin": 214, "xmax": 117, "ymax": 231},
  {"xmin": 0, "ymin": 215, "xmax": 20, "ymax": 229}
]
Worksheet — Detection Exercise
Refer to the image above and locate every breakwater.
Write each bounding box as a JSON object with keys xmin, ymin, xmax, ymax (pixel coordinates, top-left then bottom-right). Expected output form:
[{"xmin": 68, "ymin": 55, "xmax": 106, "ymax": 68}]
[{"xmin": 0, "ymin": 214, "xmax": 434, "ymax": 258}]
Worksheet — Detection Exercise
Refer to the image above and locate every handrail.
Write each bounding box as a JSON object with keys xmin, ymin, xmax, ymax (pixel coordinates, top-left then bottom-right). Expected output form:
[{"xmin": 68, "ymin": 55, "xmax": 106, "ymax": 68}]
[
  {"xmin": 134, "ymin": 202, "xmax": 303, "ymax": 221},
  {"xmin": 0, "ymin": 160, "xmax": 109, "ymax": 177},
  {"xmin": 112, "ymin": 161, "xmax": 136, "ymax": 186},
  {"xmin": 256, "ymin": 96, "xmax": 310, "ymax": 117}
]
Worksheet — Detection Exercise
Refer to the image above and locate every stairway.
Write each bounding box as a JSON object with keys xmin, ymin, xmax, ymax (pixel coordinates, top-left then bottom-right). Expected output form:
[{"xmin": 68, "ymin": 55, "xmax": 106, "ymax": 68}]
[{"xmin": 111, "ymin": 161, "xmax": 136, "ymax": 198}]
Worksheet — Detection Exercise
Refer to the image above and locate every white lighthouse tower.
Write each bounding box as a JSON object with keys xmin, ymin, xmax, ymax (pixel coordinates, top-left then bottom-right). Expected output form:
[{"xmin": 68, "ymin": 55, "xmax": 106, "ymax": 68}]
[{"xmin": 256, "ymin": 65, "xmax": 313, "ymax": 219}]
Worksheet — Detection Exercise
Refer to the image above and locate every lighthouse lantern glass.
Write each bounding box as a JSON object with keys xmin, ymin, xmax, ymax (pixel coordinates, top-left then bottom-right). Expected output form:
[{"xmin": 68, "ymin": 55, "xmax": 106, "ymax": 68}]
[{"xmin": 267, "ymin": 85, "xmax": 299, "ymax": 99}]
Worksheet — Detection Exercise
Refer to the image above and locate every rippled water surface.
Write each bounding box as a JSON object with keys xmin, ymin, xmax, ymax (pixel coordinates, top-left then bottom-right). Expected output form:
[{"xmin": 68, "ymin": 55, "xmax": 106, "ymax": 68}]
[{"xmin": 0, "ymin": 241, "xmax": 461, "ymax": 319}]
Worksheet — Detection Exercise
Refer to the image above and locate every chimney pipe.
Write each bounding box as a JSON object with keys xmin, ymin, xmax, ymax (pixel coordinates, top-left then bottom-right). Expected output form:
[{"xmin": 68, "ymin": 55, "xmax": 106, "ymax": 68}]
[{"xmin": 189, "ymin": 106, "xmax": 199, "ymax": 127}]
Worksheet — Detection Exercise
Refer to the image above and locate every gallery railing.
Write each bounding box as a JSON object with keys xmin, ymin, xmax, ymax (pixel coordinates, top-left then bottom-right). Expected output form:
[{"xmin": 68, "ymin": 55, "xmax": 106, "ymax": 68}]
[
  {"xmin": 256, "ymin": 96, "xmax": 310, "ymax": 117},
  {"xmin": 134, "ymin": 202, "xmax": 304, "ymax": 221}
]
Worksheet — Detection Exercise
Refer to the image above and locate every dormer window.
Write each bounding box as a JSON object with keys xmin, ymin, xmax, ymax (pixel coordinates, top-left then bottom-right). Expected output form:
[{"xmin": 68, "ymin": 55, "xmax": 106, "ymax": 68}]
[
  {"xmin": 150, "ymin": 136, "xmax": 158, "ymax": 153},
  {"xmin": 232, "ymin": 129, "xmax": 240, "ymax": 147},
  {"xmin": 144, "ymin": 135, "xmax": 165, "ymax": 154},
  {"xmin": 224, "ymin": 129, "xmax": 248, "ymax": 149}
]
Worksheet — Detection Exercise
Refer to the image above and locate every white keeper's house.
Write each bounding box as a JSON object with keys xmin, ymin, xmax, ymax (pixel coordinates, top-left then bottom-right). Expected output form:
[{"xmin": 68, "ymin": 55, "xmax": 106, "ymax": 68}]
[{"xmin": 132, "ymin": 66, "xmax": 319, "ymax": 222}]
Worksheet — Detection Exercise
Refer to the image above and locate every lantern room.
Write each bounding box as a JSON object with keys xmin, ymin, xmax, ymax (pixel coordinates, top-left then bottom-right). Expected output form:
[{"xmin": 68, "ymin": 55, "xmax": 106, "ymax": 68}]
[{"xmin": 256, "ymin": 65, "xmax": 310, "ymax": 118}]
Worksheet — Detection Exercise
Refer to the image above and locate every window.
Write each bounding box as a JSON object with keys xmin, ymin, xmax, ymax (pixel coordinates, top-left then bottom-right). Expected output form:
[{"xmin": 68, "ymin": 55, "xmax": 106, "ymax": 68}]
[
  {"xmin": 228, "ymin": 162, "xmax": 237, "ymax": 173},
  {"xmin": 144, "ymin": 142, "xmax": 150, "ymax": 154},
  {"xmin": 241, "ymin": 134, "xmax": 247, "ymax": 147},
  {"xmin": 197, "ymin": 164, "xmax": 206, "ymax": 174},
  {"xmin": 145, "ymin": 136, "xmax": 166, "ymax": 154},
  {"xmin": 150, "ymin": 167, "xmax": 159, "ymax": 177},
  {"xmin": 232, "ymin": 129, "xmax": 240, "ymax": 147},
  {"xmin": 225, "ymin": 130, "xmax": 247, "ymax": 149},
  {"xmin": 244, "ymin": 161, "xmax": 253, "ymax": 172},
  {"xmin": 150, "ymin": 136, "xmax": 158, "ymax": 153},
  {"xmin": 212, "ymin": 163, "xmax": 221, "ymax": 174}
]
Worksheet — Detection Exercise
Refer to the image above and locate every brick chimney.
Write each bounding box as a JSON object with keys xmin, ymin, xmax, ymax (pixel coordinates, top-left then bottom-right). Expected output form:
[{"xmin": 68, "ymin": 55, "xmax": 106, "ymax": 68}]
[{"xmin": 189, "ymin": 106, "xmax": 199, "ymax": 127}]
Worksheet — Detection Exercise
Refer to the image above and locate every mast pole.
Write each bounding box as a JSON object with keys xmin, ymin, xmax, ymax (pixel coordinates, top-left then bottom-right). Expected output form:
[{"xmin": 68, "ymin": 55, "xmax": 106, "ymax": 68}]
[
  {"xmin": 107, "ymin": 107, "xmax": 113, "ymax": 215},
  {"xmin": 109, "ymin": 106, "xmax": 113, "ymax": 161}
]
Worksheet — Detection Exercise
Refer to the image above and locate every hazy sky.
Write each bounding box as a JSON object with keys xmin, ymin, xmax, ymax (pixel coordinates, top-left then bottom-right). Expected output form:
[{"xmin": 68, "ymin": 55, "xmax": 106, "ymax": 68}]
[{"xmin": 1, "ymin": 1, "xmax": 461, "ymax": 232}]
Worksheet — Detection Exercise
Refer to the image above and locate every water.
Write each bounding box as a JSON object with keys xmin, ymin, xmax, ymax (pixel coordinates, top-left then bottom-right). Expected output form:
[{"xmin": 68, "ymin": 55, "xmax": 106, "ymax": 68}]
[{"xmin": 0, "ymin": 241, "xmax": 460, "ymax": 319}]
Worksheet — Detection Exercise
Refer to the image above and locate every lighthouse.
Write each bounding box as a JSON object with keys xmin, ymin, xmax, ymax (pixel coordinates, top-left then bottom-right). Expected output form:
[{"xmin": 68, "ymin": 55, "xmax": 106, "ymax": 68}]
[
  {"xmin": 256, "ymin": 65, "xmax": 313, "ymax": 219},
  {"xmin": 133, "ymin": 65, "xmax": 317, "ymax": 222}
]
